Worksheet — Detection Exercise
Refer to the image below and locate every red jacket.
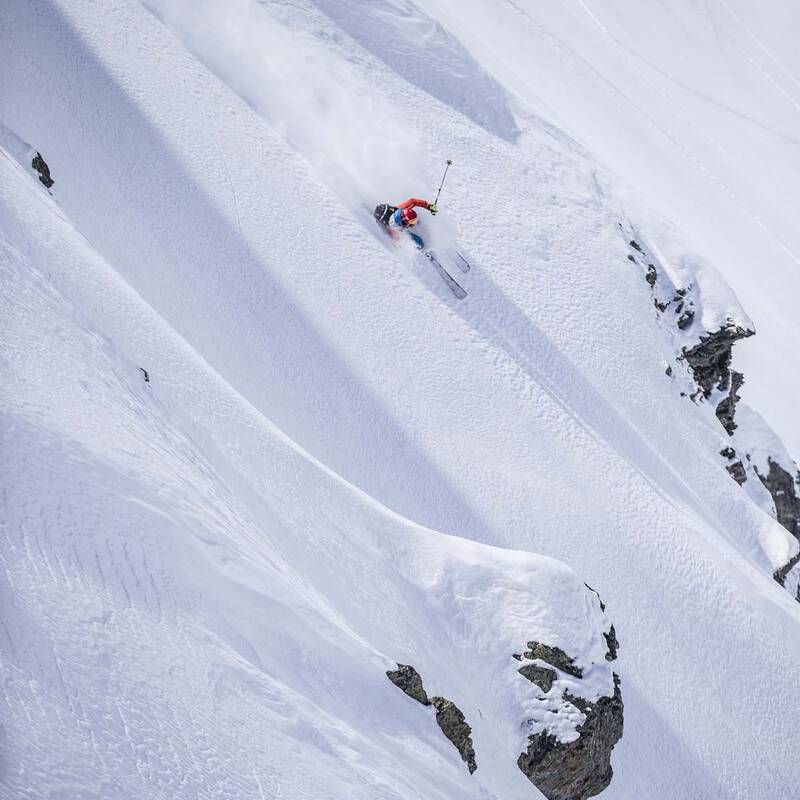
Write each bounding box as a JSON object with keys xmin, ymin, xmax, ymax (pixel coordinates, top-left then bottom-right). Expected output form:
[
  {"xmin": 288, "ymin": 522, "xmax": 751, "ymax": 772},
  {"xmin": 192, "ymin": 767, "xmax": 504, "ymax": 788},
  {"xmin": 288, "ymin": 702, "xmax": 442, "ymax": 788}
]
[{"xmin": 396, "ymin": 198, "xmax": 432, "ymax": 211}]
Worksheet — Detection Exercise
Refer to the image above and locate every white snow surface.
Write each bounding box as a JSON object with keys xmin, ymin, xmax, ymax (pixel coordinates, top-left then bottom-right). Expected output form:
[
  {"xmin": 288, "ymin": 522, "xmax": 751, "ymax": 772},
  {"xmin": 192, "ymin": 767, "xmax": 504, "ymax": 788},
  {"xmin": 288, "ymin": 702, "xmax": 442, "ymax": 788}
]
[
  {"xmin": 735, "ymin": 403, "xmax": 800, "ymax": 477},
  {"xmin": 1, "ymin": 1, "xmax": 799, "ymax": 798}
]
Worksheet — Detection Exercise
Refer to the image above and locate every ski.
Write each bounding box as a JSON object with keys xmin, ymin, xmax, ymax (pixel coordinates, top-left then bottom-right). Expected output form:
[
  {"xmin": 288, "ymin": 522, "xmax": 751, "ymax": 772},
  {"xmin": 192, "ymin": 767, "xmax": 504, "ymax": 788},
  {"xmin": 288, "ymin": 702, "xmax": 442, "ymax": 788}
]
[
  {"xmin": 423, "ymin": 250, "xmax": 467, "ymax": 299},
  {"xmin": 455, "ymin": 251, "xmax": 471, "ymax": 273}
]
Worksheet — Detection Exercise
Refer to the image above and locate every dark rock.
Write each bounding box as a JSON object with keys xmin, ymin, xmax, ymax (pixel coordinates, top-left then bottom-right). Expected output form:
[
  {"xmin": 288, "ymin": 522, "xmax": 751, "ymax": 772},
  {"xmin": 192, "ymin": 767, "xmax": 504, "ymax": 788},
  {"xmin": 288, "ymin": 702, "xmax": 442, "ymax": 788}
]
[
  {"xmin": 756, "ymin": 459, "xmax": 800, "ymax": 539},
  {"xmin": 715, "ymin": 370, "xmax": 744, "ymax": 435},
  {"xmin": 629, "ymin": 240, "xmax": 643, "ymax": 253},
  {"xmin": 673, "ymin": 298, "xmax": 696, "ymax": 330},
  {"xmin": 665, "ymin": 364, "xmax": 673, "ymax": 377},
  {"xmin": 518, "ymin": 675, "xmax": 624, "ymax": 800},
  {"xmin": 682, "ymin": 325, "xmax": 753, "ymax": 434},
  {"xmin": 386, "ymin": 664, "xmax": 430, "ymax": 706},
  {"xmin": 627, "ymin": 254, "xmax": 637, "ymax": 263},
  {"xmin": 519, "ymin": 664, "xmax": 557, "ymax": 693},
  {"xmin": 751, "ymin": 458, "xmax": 800, "ymax": 595},
  {"xmin": 523, "ymin": 642, "xmax": 583, "ymax": 678},
  {"xmin": 726, "ymin": 460, "xmax": 747, "ymax": 486},
  {"xmin": 430, "ymin": 696, "xmax": 477, "ymax": 774},
  {"xmin": 645, "ymin": 264, "xmax": 657, "ymax": 287},
  {"xmin": 720, "ymin": 445, "xmax": 747, "ymax": 486},
  {"xmin": 562, "ymin": 691, "xmax": 591, "ymax": 714},
  {"xmin": 386, "ymin": 665, "xmax": 476, "ymax": 773},
  {"xmin": 676, "ymin": 308, "xmax": 695, "ymax": 330},
  {"xmin": 139, "ymin": 367, "xmax": 150, "ymax": 383},
  {"xmin": 603, "ymin": 626, "xmax": 618, "ymax": 662},
  {"xmin": 31, "ymin": 152, "xmax": 54, "ymax": 189},
  {"xmin": 683, "ymin": 326, "xmax": 753, "ymax": 396},
  {"xmin": 654, "ymin": 298, "xmax": 669, "ymax": 312}
]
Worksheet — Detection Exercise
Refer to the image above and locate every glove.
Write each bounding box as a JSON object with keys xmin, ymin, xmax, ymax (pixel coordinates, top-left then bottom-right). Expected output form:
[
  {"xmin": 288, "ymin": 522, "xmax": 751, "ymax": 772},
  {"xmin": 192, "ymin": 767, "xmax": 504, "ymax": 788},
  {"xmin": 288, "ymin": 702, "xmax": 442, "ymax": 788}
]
[{"xmin": 429, "ymin": 203, "xmax": 438, "ymax": 215}]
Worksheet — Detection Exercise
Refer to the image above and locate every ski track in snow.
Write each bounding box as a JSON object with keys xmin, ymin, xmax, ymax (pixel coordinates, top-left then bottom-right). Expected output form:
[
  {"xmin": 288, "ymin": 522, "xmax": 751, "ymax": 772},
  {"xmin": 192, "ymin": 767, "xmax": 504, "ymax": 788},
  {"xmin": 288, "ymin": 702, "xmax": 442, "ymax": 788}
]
[{"xmin": 1, "ymin": 0, "xmax": 800, "ymax": 798}]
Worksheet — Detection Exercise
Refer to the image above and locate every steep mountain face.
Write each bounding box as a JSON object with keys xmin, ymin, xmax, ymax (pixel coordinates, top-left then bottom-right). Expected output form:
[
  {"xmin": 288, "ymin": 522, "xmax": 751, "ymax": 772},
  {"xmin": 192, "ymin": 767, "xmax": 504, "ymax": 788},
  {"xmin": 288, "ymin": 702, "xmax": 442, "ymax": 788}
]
[
  {"xmin": 2, "ymin": 1, "xmax": 799, "ymax": 799},
  {"xmin": 620, "ymin": 228, "xmax": 800, "ymax": 595}
]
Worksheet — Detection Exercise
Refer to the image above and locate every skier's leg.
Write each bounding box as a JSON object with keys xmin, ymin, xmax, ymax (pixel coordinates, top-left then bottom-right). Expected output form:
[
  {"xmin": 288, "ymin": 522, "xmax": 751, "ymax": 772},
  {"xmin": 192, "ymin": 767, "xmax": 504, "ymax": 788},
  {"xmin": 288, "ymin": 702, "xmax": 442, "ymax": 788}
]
[{"xmin": 409, "ymin": 232, "xmax": 425, "ymax": 250}]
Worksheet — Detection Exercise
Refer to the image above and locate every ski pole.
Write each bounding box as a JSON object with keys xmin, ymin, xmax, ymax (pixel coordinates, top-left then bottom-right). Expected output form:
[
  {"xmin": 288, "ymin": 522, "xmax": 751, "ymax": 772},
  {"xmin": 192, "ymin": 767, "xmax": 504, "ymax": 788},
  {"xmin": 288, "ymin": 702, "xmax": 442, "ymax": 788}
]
[{"xmin": 434, "ymin": 159, "xmax": 452, "ymax": 206}]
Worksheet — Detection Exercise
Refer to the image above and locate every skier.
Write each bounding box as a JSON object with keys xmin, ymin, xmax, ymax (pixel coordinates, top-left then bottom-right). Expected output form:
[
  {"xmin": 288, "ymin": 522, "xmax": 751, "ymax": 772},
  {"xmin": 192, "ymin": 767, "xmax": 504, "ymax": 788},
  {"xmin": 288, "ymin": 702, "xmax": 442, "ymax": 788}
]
[
  {"xmin": 370, "ymin": 163, "xmax": 467, "ymax": 298},
  {"xmin": 373, "ymin": 198, "xmax": 438, "ymax": 250}
]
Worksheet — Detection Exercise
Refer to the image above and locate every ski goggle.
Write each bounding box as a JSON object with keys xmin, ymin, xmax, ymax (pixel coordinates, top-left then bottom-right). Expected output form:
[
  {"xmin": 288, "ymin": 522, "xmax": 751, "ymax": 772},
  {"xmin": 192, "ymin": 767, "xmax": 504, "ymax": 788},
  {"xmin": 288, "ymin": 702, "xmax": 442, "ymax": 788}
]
[{"xmin": 406, "ymin": 216, "xmax": 419, "ymax": 226}]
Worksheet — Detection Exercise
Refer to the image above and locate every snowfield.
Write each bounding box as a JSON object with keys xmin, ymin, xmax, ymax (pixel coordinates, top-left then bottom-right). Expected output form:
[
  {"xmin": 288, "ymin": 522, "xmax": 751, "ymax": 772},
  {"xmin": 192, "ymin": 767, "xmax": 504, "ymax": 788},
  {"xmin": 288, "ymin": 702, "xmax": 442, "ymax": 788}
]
[{"xmin": 1, "ymin": 1, "xmax": 799, "ymax": 798}]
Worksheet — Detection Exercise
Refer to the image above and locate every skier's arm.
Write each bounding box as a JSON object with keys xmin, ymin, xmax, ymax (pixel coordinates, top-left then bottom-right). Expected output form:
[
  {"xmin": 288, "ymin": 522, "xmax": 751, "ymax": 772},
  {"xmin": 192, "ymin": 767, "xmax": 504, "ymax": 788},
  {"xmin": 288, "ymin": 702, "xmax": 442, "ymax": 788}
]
[{"xmin": 397, "ymin": 198, "xmax": 432, "ymax": 211}]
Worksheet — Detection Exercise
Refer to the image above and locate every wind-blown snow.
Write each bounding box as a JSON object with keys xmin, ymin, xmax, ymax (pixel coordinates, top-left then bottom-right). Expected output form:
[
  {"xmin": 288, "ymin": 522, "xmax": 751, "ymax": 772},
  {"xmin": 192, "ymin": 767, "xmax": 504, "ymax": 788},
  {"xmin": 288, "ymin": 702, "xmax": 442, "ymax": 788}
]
[{"xmin": 1, "ymin": 0, "xmax": 799, "ymax": 798}]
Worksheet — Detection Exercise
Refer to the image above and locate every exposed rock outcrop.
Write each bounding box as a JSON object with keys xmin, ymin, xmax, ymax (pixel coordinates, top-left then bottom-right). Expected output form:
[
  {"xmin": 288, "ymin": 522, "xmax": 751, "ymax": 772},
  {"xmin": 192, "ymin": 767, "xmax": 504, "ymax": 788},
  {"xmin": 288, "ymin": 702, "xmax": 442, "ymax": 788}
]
[
  {"xmin": 518, "ymin": 663, "xmax": 557, "ymax": 693},
  {"xmin": 517, "ymin": 666, "xmax": 623, "ymax": 800},
  {"xmin": 720, "ymin": 447, "xmax": 747, "ymax": 486},
  {"xmin": 755, "ymin": 459, "xmax": 800, "ymax": 538},
  {"xmin": 388, "ymin": 584, "xmax": 622, "ymax": 793},
  {"xmin": 31, "ymin": 151, "xmax": 54, "ymax": 189},
  {"xmin": 683, "ymin": 324, "xmax": 751, "ymax": 393},
  {"xmin": 622, "ymin": 224, "xmax": 800, "ymax": 601},
  {"xmin": 430, "ymin": 697, "xmax": 477, "ymax": 774},
  {"xmin": 753, "ymin": 459, "xmax": 800, "ymax": 590},
  {"xmin": 682, "ymin": 326, "xmax": 753, "ymax": 435},
  {"xmin": 518, "ymin": 678, "xmax": 623, "ymax": 800},
  {"xmin": 603, "ymin": 626, "xmax": 618, "ymax": 662},
  {"xmin": 385, "ymin": 663, "xmax": 477, "ymax": 774},
  {"xmin": 386, "ymin": 663, "xmax": 430, "ymax": 706},
  {"xmin": 714, "ymin": 370, "xmax": 744, "ymax": 436},
  {"xmin": 515, "ymin": 613, "xmax": 623, "ymax": 800},
  {"xmin": 622, "ymin": 231, "xmax": 755, "ymax": 437},
  {"xmin": 519, "ymin": 642, "xmax": 583, "ymax": 679}
]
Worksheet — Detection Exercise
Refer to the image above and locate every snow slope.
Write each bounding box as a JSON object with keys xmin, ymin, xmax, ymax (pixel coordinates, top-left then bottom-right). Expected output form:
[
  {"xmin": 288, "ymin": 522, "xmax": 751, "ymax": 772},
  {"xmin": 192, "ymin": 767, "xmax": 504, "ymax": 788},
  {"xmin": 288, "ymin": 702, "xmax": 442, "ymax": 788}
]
[
  {"xmin": 2, "ymin": 145, "xmax": 619, "ymax": 800},
  {"xmin": 418, "ymin": 0, "xmax": 800, "ymax": 457},
  {"xmin": 1, "ymin": 0, "xmax": 799, "ymax": 798}
]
